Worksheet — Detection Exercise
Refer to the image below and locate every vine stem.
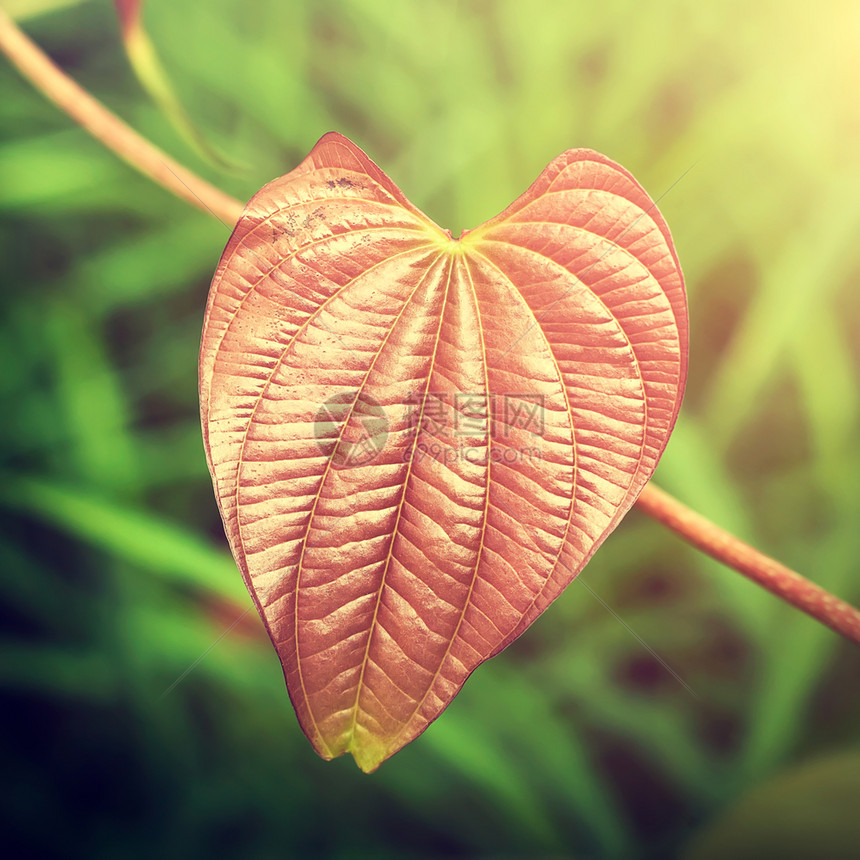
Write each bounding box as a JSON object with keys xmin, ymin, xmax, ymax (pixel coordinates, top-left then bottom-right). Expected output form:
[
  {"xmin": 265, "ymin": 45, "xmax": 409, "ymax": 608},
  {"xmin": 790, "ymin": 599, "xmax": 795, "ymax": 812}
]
[
  {"xmin": 2, "ymin": 9, "xmax": 858, "ymax": 648},
  {"xmin": 0, "ymin": 7, "xmax": 243, "ymax": 225},
  {"xmin": 637, "ymin": 484, "xmax": 860, "ymax": 646}
]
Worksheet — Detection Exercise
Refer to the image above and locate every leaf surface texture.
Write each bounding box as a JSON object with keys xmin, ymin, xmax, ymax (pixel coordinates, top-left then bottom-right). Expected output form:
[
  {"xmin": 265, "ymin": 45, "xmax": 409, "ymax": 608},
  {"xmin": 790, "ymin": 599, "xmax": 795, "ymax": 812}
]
[{"xmin": 200, "ymin": 133, "xmax": 687, "ymax": 771}]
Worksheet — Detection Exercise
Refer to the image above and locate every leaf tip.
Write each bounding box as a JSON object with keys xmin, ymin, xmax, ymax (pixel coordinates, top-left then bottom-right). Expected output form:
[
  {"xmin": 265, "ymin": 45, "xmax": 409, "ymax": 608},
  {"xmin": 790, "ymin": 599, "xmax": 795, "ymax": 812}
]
[{"xmin": 347, "ymin": 734, "xmax": 392, "ymax": 774}]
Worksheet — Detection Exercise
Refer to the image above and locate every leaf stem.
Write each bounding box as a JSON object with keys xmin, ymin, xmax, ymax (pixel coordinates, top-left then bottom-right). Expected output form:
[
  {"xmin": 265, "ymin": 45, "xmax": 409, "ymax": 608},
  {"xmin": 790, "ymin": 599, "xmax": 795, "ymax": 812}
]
[
  {"xmin": 3, "ymin": 7, "xmax": 859, "ymax": 649},
  {"xmin": 636, "ymin": 484, "xmax": 860, "ymax": 647},
  {"xmin": 0, "ymin": 7, "xmax": 243, "ymax": 225}
]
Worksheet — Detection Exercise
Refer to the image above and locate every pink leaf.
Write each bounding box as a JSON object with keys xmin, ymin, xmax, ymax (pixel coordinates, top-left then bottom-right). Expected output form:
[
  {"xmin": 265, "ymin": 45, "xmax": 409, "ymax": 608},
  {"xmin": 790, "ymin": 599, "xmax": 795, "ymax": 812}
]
[{"xmin": 200, "ymin": 132, "xmax": 687, "ymax": 771}]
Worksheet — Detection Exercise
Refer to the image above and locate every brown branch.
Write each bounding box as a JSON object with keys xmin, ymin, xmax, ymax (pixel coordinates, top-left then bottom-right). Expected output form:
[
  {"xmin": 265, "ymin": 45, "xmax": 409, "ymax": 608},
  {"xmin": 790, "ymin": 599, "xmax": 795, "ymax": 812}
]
[
  {"xmin": 0, "ymin": 7, "xmax": 243, "ymax": 225},
  {"xmin": 3, "ymin": 7, "xmax": 859, "ymax": 649},
  {"xmin": 636, "ymin": 484, "xmax": 860, "ymax": 647}
]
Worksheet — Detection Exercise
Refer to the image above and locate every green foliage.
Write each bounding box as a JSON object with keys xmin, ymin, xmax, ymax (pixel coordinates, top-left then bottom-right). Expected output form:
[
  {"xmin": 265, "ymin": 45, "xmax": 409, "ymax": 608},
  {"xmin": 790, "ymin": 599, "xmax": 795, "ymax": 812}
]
[
  {"xmin": 687, "ymin": 751, "xmax": 860, "ymax": 860},
  {"xmin": 1, "ymin": 0, "xmax": 859, "ymax": 857}
]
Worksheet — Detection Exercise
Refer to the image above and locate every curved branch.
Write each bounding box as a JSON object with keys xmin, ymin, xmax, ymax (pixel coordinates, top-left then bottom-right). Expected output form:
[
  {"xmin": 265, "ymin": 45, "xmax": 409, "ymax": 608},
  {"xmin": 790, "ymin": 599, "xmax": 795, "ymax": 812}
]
[
  {"xmin": 636, "ymin": 484, "xmax": 860, "ymax": 647},
  {"xmin": 0, "ymin": 7, "xmax": 243, "ymax": 225},
  {"xmin": 2, "ymin": 7, "xmax": 858, "ymax": 649}
]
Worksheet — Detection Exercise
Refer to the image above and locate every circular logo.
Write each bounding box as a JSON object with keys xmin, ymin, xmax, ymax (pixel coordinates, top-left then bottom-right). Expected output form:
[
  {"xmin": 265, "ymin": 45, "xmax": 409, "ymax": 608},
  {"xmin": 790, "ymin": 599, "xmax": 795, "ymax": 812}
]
[{"xmin": 313, "ymin": 390, "xmax": 389, "ymax": 469}]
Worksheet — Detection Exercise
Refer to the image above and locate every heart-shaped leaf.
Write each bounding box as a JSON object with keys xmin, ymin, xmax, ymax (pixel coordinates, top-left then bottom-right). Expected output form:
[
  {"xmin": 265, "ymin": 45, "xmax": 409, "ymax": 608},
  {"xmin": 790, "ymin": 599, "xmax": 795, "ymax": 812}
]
[{"xmin": 200, "ymin": 132, "xmax": 687, "ymax": 772}]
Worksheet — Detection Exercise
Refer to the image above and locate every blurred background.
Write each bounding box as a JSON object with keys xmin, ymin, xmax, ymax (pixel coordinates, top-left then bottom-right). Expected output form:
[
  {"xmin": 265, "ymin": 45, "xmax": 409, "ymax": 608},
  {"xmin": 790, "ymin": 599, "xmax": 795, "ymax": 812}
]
[{"xmin": 2, "ymin": 0, "xmax": 859, "ymax": 857}]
